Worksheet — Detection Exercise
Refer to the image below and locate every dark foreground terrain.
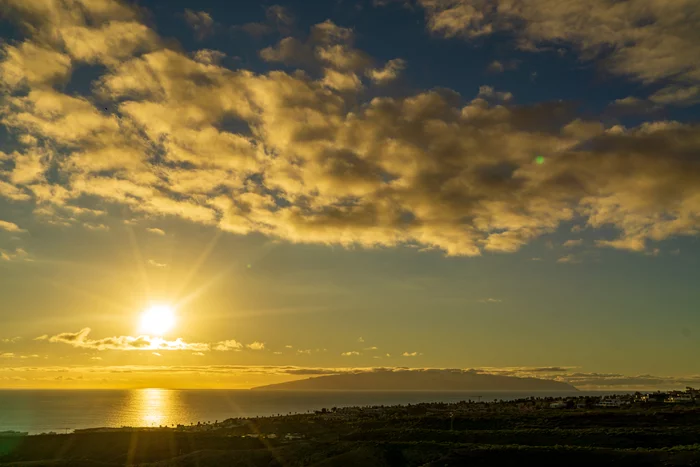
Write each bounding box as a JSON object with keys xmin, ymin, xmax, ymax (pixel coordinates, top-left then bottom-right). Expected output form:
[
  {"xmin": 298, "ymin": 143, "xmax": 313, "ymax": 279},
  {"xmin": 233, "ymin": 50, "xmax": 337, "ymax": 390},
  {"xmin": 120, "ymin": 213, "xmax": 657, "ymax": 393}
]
[{"xmin": 2, "ymin": 397, "xmax": 700, "ymax": 466}]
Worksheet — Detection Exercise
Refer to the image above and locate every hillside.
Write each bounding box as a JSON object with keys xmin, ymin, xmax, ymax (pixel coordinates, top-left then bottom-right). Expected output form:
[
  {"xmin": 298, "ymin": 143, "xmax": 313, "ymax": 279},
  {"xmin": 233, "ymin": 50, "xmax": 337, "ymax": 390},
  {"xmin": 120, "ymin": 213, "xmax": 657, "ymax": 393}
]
[{"xmin": 252, "ymin": 370, "xmax": 578, "ymax": 391}]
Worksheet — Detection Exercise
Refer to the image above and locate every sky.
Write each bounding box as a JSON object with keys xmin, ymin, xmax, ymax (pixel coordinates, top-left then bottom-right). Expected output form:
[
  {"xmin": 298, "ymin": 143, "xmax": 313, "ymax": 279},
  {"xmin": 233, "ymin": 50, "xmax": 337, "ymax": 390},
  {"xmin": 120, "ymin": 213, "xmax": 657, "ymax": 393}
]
[{"xmin": 0, "ymin": 0, "xmax": 699, "ymax": 390}]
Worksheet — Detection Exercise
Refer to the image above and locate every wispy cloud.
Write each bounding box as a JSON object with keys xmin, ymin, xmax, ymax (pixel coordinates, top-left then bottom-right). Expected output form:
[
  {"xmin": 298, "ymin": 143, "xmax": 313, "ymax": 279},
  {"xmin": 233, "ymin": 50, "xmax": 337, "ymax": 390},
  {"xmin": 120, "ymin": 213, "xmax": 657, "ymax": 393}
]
[
  {"xmin": 147, "ymin": 259, "xmax": 167, "ymax": 268},
  {"xmin": 1, "ymin": 248, "xmax": 30, "ymax": 262},
  {"xmin": 341, "ymin": 351, "xmax": 360, "ymax": 356},
  {"xmin": 557, "ymin": 254, "xmax": 580, "ymax": 264},
  {"xmin": 563, "ymin": 239, "xmax": 583, "ymax": 248}
]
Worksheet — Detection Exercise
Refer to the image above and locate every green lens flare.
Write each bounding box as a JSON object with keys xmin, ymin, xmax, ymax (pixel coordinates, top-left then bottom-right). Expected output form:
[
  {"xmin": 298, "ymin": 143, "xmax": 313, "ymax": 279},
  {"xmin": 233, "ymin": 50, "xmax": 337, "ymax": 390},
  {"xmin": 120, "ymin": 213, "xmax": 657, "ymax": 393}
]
[{"xmin": 535, "ymin": 156, "xmax": 545, "ymax": 165}]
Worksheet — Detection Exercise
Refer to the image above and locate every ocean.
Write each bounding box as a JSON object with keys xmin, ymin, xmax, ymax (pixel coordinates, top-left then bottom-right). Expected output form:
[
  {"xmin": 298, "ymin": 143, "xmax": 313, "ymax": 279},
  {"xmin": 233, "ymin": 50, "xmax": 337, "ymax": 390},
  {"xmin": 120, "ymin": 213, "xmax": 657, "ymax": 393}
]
[{"xmin": 0, "ymin": 389, "xmax": 588, "ymax": 434}]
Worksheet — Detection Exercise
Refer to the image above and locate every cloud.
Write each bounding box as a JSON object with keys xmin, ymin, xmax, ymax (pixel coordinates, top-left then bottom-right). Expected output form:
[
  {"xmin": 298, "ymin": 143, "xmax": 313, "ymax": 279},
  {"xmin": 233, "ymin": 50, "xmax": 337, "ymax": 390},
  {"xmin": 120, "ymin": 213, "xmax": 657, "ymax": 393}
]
[
  {"xmin": 478, "ymin": 298, "xmax": 502, "ymax": 303},
  {"xmin": 183, "ymin": 9, "xmax": 216, "ymax": 40},
  {"xmin": 0, "ymin": 220, "xmax": 25, "ymax": 233},
  {"xmin": 1, "ymin": 337, "xmax": 21, "ymax": 343},
  {"xmin": 556, "ymin": 254, "xmax": 579, "ymax": 264},
  {"xmin": 486, "ymin": 59, "xmax": 519, "ymax": 73},
  {"xmin": 365, "ymin": 346, "xmax": 379, "ymax": 351},
  {"xmin": 296, "ymin": 349, "xmax": 312, "ymax": 355},
  {"xmin": 246, "ymin": 341, "xmax": 265, "ymax": 351},
  {"xmin": 146, "ymin": 228, "xmax": 165, "ymax": 236},
  {"xmin": 0, "ymin": 0, "xmax": 698, "ymax": 262},
  {"xmin": 192, "ymin": 49, "xmax": 226, "ymax": 66},
  {"xmin": 213, "ymin": 340, "xmax": 243, "ymax": 351},
  {"xmin": 366, "ymin": 58, "xmax": 406, "ymax": 84},
  {"xmin": 0, "ymin": 353, "xmax": 39, "ymax": 359},
  {"xmin": 147, "ymin": 259, "xmax": 167, "ymax": 268},
  {"xmin": 40, "ymin": 328, "xmax": 211, "ymax": 352},
  {"xmin": 562, "ymin": 239, "xmax": 583, "ymax": 247},
  {"xmin": 1, "ymin": 248, "xmax": 30, "ymax": 262},
  {"xmin": 402, "ymin": 351, "xmax": 419, "ymax": 357},
  {"xmin": 2, "ymin": 364, "xmax": 698, "ymax": 390},
  {"xmin": 238, "ymin": 5, "xmax": 295, "ymax": 38},
  {"xmin": 416, "ymin": 0, "xmax": 700, "ymax": 106},
  {"xmin": 357, "ymin": 337, "xmax": 365, "ymax": 343},
  {"xmin": 341, "ymin": 351, "xmax": 360, "ymax": 356}
]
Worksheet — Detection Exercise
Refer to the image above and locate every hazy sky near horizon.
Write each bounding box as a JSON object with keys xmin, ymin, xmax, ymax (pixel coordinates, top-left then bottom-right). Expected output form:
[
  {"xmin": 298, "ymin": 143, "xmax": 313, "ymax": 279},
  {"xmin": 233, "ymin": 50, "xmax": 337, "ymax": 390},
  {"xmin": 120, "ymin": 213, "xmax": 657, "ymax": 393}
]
[{"xmin": 0, "ymin": 0, "xmax": 699, "ymax": 390}]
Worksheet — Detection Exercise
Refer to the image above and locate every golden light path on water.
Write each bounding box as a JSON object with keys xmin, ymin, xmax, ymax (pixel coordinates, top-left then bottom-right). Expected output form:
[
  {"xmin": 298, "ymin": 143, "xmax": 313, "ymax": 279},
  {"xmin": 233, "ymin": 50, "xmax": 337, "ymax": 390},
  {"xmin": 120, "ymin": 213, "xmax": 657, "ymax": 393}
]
[{"xmin": 112, "ymin": 389, "xmax": 250, "ymax": 428}]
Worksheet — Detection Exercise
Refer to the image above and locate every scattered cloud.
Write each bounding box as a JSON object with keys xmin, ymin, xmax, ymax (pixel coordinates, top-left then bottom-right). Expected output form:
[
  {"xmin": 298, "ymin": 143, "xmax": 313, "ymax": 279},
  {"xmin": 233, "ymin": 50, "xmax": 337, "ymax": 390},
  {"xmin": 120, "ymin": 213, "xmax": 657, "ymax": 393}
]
[
  {"xmin": 0, "ymin": 353, "xmax": 39, "ymax": 359},
  {"xmin": 478, "ymin": 298, "xmax": 502, "ymax": 303},
  {"xmin": 39, "ymin": 328, "xmax": 211, "ymax": 352},
  {"xmin": 557, "ymin": 254, "xmax": 579, "ymax": 264},
  {"xmin": 562, "ymin": 239, "xmax": 583, "ymax": 248},
  {"xmin": 0, "ymin": 0, "xmax": 696, "ymax": 266},
  {"xmin": 83, "ymin": 223, "xmax": 109, "ymax": 231},
  {"xmin": 357, "ymin": 337, "xmax": 365, "ymax": 343},
  {"xmin": 246, "ymin": 341, "xmax": 265, "ymax": 351},
  {"xmin": 416, "ymin": 0, "xmax": 700, "ymax": 106},
  {"xmin": 364, "ymin": 346, "xmax": 379, "ymax": 351},
  {"xmin": 1, "ymin": 337, "xmax": 21, "ymax": 343},
  {"xmin": 1, "ymin": 248, "xmax": 30, "ymax": 262},
  {"xmin": 341, "ymin": 351, "xmax": 360, "ymax": 356},
  {"xmin": 146, "ymin": 228, "xmax": 165, "ymax": 236},
  {"xmin": 296, "ymin": 349, "xmax": 312, "ymax": 355},
  {"xmin": 402, "ymin": 351, "xmax": 419, "ymax": 357}
]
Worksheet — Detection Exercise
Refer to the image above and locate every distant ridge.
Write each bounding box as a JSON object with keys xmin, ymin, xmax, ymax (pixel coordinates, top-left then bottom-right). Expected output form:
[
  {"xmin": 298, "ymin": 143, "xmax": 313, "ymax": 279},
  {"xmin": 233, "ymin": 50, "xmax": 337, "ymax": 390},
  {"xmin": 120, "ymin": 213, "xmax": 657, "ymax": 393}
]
[{"xmin": 252, "ymin": 370, "xmax": 578, "ymax": 391}]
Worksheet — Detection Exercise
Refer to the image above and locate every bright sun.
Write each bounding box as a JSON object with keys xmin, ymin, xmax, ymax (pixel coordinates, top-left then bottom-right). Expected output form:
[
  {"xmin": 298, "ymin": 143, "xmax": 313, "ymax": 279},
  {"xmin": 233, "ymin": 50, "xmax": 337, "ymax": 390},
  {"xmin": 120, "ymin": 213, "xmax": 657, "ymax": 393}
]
[{"xmin": 139, "ymin": 304, "xmax": 176, "ymax": 336}]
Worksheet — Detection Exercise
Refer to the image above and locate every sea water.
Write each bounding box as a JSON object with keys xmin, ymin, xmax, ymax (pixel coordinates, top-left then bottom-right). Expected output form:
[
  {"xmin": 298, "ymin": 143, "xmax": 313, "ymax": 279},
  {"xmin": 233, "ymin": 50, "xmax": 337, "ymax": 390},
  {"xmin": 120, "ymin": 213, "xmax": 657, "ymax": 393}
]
[{"xmin": 0, "ymin": 389, "xmax": 591, "ymax": 434}]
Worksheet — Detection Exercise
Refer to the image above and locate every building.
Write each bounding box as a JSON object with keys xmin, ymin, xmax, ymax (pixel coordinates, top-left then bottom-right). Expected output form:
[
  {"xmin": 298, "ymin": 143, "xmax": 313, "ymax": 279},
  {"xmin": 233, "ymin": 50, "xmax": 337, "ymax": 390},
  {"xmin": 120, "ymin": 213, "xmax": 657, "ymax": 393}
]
[{"xmin": 597, "ymin": 399, "xmax": 622, "ymax": 408}]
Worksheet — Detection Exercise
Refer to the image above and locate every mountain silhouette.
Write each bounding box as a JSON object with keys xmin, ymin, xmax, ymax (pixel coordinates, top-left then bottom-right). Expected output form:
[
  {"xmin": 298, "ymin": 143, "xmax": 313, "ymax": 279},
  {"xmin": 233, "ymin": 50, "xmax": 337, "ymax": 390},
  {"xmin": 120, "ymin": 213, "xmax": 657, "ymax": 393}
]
[{"xmin": 253, "ymin": 370, "xmax": 578, "ymax": 391}]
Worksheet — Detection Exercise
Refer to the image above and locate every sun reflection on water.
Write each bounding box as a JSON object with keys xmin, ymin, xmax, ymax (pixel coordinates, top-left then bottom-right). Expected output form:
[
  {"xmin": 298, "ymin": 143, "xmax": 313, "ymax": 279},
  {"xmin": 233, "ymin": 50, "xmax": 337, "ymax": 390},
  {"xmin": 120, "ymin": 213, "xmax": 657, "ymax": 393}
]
[{"xmin": 131, "ymin": 388, "xmax": 171, "ymax": 427}]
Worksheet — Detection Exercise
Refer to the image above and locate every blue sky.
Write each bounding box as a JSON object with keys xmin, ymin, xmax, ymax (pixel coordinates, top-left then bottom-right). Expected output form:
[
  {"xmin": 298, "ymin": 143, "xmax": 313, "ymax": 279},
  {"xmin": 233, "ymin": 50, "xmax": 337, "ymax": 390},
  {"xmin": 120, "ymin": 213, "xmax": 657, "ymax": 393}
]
[{"xmin": 0, "ymin": 0, "xmax": 699, "ymax": 390}]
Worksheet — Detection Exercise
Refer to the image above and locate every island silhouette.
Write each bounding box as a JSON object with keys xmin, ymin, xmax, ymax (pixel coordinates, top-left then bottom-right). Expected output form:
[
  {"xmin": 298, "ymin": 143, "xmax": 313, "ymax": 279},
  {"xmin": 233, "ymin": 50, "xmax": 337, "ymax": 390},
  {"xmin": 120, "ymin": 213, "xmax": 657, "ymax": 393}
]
[{"xmin": 253, "ymin": 369, "xmax": 578, "ymax": 391}]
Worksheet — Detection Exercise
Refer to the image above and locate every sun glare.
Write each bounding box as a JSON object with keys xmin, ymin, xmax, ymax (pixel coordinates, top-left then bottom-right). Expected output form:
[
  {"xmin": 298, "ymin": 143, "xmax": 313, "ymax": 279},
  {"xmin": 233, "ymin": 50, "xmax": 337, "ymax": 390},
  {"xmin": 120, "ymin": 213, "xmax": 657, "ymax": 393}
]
[{"xmin": 139, "ymin": 304, "xmax": 176, "ymax": 336}]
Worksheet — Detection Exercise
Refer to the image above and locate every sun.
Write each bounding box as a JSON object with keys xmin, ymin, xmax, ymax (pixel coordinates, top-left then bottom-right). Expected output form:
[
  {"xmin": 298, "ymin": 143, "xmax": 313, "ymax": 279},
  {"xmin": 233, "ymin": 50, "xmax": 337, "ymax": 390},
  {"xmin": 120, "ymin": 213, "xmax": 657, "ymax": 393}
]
[{"xmin": 139, "ymin": 304, "xmax": 176, "ymax": 336}]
